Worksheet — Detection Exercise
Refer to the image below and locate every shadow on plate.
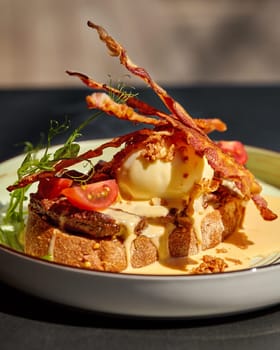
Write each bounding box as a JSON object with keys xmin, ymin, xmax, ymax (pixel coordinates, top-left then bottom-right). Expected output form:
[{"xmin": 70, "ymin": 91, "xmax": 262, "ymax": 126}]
[{"xmin": 1, "ymin": 281, "xmax": 279, "ymax": 330}]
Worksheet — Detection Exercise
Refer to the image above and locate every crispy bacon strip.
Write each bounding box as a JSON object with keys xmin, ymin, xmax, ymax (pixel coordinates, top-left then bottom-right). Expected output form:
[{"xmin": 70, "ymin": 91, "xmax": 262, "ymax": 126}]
[
  {"xmin": 67, "ymin": 70, "xmax": 226, "ymax": 134},
  {"xmin": 87, "ymin": 21, "xmax": 201, "ymax": 132},
  {"xmin": 195, "ymin": 118, "xmax": 227, "ymax": 134},
  {"xmin": 158, "ymin": 111, "xmax": 260, "ymax": 196},
  {"xmin": 252, "ymin": 194, "xmax": 278, "ymax": 221},
  {"xmin": 86, "ymin": 24, "xmax": 255, "ymax": 191},
  {"xmin": 86, "ymin": 92, "xmax": 165, "ymax": 126},
  {"xmin": 66, "ymin": 70, "xmax": 162, "ymax": 117},
  {"xmin": 7, "ymin": 21, "xmax": 277, "ymax": 221},
  {"xmin": 87, "ymin": 21, "xmax": 278, "ymax": 220},
  {"xmin": 7, "ymin": 129, "xmax": 153, "ymax": 192},
  {"xmin": 86, "ymin": 93, "xmax": 226, "ymax": 136}
]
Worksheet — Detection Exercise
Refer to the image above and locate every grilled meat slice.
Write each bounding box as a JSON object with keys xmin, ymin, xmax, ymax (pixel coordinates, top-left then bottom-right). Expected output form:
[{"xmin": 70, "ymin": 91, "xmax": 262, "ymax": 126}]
[
  {"xmin": 29, "ymin": 193, "xmax": 122, "ymax": 238},
  {"xmin": 29, "ymin": 194, "xmax": 146, "ymax": 238}
]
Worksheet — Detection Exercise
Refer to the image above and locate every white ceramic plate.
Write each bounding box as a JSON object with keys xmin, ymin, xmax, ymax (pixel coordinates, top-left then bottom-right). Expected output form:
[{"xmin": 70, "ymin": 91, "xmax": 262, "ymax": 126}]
[{"xmin": 0, "ymin": 141, "xmax": 279, "ymax": 318}]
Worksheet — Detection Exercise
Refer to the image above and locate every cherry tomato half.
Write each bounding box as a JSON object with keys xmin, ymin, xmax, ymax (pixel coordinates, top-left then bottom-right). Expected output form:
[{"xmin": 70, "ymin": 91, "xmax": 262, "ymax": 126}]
[
  {"xmin": 216, "ymin": 140, "xmax": 248, "ymax": 165},
  {"xmin": 37, "ymin": 177, "xmax": 73, "ymax": 199},
  {"xmin": 61, "ymin": 179, "xmax": 119, "ymax": 211}
]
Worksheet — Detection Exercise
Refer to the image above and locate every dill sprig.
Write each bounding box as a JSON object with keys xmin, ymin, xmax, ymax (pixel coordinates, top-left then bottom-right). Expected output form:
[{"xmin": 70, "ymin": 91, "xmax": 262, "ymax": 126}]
[{"xmin": 108, "ymin": 75, "xmax": 138, "ymax": 104}]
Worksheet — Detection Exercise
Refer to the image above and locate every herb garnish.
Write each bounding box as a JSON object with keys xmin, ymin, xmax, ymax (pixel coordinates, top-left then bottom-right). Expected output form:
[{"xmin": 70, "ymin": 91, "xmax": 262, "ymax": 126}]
[
  {"xmin": 0, "ymin": 112, "xmax": 100, "ymax": 250},
  {"xmin": 0, "ymin": 81, "xmax": 137, "ymax": 251}
]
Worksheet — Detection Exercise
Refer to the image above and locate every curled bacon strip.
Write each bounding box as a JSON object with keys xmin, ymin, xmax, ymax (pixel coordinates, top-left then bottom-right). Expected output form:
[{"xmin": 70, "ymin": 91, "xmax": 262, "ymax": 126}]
[
  {"xmin": 252, "ymin": 194, "xmax": 277, "ymax": 221},
  {"xmin": 86, "ymin": 21, "xmax": 278, "ymax": 220},
  {"xmin": 8, "ymin": 21, "xmax": 277, "ymax": 221},
  {"xmin": 87, "ymin": 21, "xmax": 201, "ymax": 132},
  {"xmin": 86, "ymin": 92, "xmax": 165, "ymax": 126},
  {"xmin": 7, "ymin": 129, "xmax": 152, "ymax": 191},
  {"xmin": 66, "ymin": 70, "xmax": 226, "ymax": 134},
  {"xmin": 196, "ymin": 119, "xmax": 227, "ymax": 134},
  {"xmin": 66, "ymin": 70, "xmax": 162, "ymax": 117}
]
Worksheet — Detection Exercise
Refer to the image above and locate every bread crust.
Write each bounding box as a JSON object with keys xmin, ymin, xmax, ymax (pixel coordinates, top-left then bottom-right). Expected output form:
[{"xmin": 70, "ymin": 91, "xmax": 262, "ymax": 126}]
[
  {"xmin": 168, "ymin": 198, "xmax": 246, "ymax": 257},
  {"xmin": 25, "ymin": 211, "xmax": 127, "ymax": 272},
  {"xmin": 130, "ymin": 235, "xmax": 158, "ymax": 268},
  {"xmin": 25, "ymin": 195, "xmax": 246, "ymax": 272}
]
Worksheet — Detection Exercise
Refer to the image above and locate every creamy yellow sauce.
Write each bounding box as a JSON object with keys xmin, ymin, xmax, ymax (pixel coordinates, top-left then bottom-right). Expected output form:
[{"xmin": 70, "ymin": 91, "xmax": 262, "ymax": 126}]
[{"xmin": 123, "ymin": 195, "xmax": 280, "ymax": 275}]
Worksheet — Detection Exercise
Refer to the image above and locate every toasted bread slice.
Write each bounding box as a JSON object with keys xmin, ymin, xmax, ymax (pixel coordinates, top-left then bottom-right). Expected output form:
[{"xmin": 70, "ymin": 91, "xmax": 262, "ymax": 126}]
[
  {"xmin": 168, "ymin": 197, "xmax": 245, "ymax": 257},
  {"xmin": 25, "ymin": 195, "xmax": 245, "ymax": 272},
  {"xmin": 25, "ymin": 210, "xmax": 159, "ymax": 272},
  {"xmin": 25, "ymin": 211, "xmax": 127, "ymax": 272}
]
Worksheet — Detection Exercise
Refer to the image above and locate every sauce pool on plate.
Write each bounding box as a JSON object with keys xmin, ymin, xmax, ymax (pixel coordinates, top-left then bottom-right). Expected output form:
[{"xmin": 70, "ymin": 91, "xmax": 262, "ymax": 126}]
[{"xmin": 124, "ymin": 195, "xmax": 280, "ymax": 275}]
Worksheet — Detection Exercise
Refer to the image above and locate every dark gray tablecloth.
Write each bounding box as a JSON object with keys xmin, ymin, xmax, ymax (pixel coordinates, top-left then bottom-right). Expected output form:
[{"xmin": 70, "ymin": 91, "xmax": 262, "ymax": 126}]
[{"xmin": 0, "ymin": 86, "xmax": 279, "ymax": 350}]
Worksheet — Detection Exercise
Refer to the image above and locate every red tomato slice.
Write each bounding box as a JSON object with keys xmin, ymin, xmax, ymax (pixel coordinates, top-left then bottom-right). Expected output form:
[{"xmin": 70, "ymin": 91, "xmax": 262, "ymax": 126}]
[
  {"xmin": 38, "ymin": 177, "xmax": 73, "ymax": 199},
  {"xmin": 216, "ymin": 140, "xmax": 248, "ymax": 165},
  {"xmin": 61, "ymin": 179, "xmax": 119, "ymax": 211}
]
